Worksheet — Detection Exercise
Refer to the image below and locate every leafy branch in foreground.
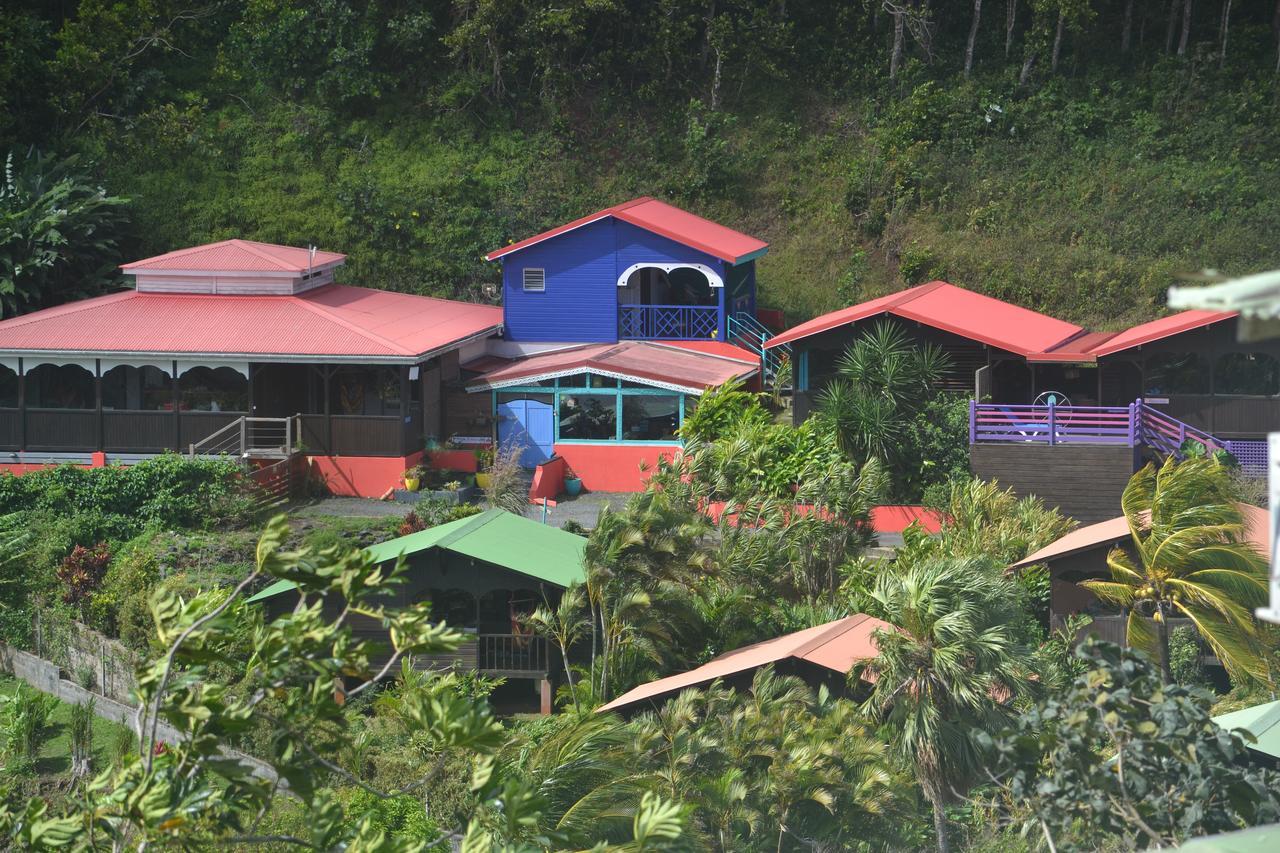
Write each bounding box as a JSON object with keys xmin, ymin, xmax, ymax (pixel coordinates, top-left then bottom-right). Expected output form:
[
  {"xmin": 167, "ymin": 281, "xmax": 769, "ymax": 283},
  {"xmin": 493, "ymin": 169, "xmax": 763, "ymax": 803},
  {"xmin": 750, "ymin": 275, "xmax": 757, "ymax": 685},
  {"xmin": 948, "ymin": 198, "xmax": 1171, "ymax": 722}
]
[{"xmin": 0, "ymin": 515, "xmax": 689, "ymax": 850}]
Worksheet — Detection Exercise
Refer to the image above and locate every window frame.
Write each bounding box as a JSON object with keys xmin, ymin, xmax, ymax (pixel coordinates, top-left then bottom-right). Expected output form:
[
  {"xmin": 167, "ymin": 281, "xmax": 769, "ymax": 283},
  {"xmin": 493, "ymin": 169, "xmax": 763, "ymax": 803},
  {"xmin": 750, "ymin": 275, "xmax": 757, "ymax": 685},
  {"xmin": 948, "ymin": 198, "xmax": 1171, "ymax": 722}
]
[{"xmin": 522, "ymin": 267, "xmax": 546, "ymax": 292}]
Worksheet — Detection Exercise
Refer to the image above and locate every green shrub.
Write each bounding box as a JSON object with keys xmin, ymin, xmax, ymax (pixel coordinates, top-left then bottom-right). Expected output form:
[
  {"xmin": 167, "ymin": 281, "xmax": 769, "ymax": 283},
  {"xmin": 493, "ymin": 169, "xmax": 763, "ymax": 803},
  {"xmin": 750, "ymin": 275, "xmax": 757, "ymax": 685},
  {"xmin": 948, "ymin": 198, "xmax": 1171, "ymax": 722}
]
[
  {"xmin": 0, "ymin": 683, "xmax": 55, "ymax": 774},
  {"xmin": 0, "ymin": 455, "xmax": 258, "ymax": 538},
  {"xmin": 87, "ymin": 537, "xmax": 162, "ymax": 647},
  {"xmin": 56, "ymin": 542, "xmax": 111, "ymax": 608},
  {"xmin": 678, "ymin": 379, "xmax": 770, "ymax": 445}
]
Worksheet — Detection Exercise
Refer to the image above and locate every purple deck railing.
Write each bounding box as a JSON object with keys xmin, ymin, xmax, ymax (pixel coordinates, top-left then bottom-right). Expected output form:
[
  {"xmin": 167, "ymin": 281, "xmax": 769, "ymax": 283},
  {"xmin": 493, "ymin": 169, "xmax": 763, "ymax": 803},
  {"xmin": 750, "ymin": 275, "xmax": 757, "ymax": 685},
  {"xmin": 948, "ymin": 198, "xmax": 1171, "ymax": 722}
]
[{"xmin": 969, "ymin": 398, "xmax": 1268, "ymax": 475}]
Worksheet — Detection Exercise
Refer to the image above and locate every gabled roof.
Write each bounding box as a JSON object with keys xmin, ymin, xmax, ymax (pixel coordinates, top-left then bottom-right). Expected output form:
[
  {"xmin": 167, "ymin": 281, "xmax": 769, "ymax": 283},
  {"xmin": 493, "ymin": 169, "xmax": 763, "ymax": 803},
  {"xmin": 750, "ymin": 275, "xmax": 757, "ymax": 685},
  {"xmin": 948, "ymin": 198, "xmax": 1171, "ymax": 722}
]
[
  {"xmin": 1010, "ymin": 503, "xmax": 1270, "ymax": 569},
  {"xmin": 764, "ymin": 281, "xmax": 1084, "ymax": 356},
  {"xmin": 0, "ymin": 285, "xmax": 503, "ymax": 363},
  {"xmin": 485, "ymin": 197, "xmax": 769, "ymax": 265},
  {"xmin": 597, "ymin": 614, "xmax": 891, "ymax": 714},
  {"xmin": 247, "ymin": 509, "xmax": 587, "ymax": 603},
  {"xmin": 1213, "ymin": 699, "xmax": 1280, "ymax": 761},
  {"xmin": 1085, "ymin": 310, "xmax": 1236, "ymax": 357},
  {"xmin": 465, "ymin": 341, "xmax": 758, "ymax": 395},
  {"xmin": 121, "ymin": 239, "xmax": 346, "ymax": 273}
]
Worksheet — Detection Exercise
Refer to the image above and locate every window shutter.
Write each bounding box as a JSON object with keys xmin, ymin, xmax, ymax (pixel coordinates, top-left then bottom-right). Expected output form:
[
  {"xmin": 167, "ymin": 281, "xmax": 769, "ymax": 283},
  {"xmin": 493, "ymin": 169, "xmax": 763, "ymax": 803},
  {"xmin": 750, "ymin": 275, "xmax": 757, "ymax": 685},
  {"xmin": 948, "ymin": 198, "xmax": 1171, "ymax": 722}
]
[{"xmin": 523, "ymin": 268, "xmax": 546, "ymax": 292}]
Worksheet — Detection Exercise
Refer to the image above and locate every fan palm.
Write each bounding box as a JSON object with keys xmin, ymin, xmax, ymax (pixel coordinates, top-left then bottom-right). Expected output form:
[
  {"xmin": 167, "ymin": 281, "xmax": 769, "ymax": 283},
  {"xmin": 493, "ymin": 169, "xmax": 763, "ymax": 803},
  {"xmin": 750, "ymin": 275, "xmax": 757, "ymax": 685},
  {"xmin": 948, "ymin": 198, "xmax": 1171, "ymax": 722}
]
[
  {"xmin": 1080, "ymin": 456, "xmax": 1269, "ymax": 684},
  {"xmin": 863, "ymin": 556, "xmax": 1036, "ymax": 853}
]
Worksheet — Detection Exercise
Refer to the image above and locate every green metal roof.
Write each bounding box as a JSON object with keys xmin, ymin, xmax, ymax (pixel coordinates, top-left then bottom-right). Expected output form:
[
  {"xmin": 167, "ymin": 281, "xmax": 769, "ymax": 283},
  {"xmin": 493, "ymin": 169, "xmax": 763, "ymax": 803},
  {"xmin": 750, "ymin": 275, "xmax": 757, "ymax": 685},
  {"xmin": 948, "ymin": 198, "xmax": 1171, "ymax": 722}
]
[
  {"xmin": 246, "ymin": 509, "xmax": 587, "ymax": 603},
  {"xmin": 1178, "ymin": 824, "xmax": 1280, "ymax": 852},
  {"xmin": 1212, "ymin": 699, "xmax": 1280, "ymax": 761}
]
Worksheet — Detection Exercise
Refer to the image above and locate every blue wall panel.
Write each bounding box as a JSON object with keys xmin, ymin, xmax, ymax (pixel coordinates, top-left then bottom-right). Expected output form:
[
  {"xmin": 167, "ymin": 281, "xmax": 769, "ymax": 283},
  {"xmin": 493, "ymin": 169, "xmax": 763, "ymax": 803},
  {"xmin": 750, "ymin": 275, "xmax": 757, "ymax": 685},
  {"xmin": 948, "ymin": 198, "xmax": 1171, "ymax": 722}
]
[
  {"xmin": 502, "ymin": 219, "xmax": 618, "ymax": 342},
  {"xmin": 501, "ymin": 218, "xmax": 749, "ymax": 342}
]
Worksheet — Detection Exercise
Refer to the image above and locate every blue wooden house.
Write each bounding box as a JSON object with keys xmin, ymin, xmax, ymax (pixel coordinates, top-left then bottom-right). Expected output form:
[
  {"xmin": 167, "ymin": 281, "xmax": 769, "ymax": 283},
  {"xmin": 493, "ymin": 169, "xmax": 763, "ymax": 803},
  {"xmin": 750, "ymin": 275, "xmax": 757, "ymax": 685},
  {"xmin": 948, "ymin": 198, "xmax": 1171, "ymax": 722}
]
[
  {"xmin": 462, "ymin": 198, "xmax": 774, "ymax": 490},
  {"xmin": 485, "ymin": 197, "xmax": 767, "ymax": 344}
]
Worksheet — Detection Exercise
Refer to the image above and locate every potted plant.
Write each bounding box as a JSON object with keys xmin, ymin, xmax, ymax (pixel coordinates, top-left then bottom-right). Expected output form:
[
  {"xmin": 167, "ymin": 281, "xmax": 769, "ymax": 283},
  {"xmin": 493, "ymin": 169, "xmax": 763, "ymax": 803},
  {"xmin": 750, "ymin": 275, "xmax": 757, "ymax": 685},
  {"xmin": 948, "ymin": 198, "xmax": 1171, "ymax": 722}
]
[
  {"xmin": 564, "ymin": 466, "xmax": 583, "ymax": 497},
  {"xmin": 475, "ymin": 447, "xmax": 494, "ymax": 489},
  {"xmin": 403, "ymin": 466, "xmax": 422, "ymax": 492}
]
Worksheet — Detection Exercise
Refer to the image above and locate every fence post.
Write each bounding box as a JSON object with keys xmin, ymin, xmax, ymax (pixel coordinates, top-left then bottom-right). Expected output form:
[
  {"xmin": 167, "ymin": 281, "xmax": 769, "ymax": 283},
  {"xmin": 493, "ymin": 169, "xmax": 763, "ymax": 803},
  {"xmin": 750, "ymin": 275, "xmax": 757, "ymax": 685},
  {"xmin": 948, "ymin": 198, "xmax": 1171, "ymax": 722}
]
[
  {"xmin": 239, "ymin": 418, "xmax": 247, "ymax": 456},
  {"xmin": 1178, "ymin": 422, "xmax": 1186, "ymax": 448},
  {"xmin": 968, "ymin": 399, "xmax": 976, "ymax": 445},
  {"xmin": 1048, "ymin": 401, "xmax": 1056, "ymax": 446},
  {"xmin": 100, "ymin": 640, "xmax": 107, "ymax": 696},
  {"xmin": 1127, "ymin": 402, "xmax": 1135, "ymax": 446}
]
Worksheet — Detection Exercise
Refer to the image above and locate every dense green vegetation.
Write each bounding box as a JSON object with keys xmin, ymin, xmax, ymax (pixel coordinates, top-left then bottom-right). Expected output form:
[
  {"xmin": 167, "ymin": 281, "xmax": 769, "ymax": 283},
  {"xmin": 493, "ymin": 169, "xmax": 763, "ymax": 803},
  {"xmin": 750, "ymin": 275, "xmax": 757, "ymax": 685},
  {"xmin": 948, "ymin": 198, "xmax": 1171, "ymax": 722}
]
[{"xmin": 5, "ymin": 2, "xmax": 1280, "ymax": 325}]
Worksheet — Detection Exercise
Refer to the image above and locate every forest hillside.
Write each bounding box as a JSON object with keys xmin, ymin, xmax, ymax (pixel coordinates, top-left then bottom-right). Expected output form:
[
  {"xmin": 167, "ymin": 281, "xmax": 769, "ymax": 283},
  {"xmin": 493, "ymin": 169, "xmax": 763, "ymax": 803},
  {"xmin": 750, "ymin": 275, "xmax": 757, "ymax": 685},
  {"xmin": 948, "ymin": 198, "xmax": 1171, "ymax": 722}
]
[{"xmin": 4, "ymin": 1, "xmax": 1280, "ymax": 327}]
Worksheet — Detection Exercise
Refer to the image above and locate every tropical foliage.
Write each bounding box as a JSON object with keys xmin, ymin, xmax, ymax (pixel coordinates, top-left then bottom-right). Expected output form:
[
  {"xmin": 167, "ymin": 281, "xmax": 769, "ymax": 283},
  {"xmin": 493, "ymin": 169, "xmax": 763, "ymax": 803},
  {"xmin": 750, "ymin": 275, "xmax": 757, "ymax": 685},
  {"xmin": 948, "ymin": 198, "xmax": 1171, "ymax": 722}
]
[
  {"xmin": 0, "ymin": 149, "xmax": 129, "ymax": 316},
  {"xmin": 862, "ymin": 556, "xmax": 1039, "ymax": 853},
  {"xmin": 1081, "ymin": 455, "xmax": 1270, "ymax": 684},
  {"xmin": 986, "ymin": 640, "xmax": 1280, "ymax": 852}
]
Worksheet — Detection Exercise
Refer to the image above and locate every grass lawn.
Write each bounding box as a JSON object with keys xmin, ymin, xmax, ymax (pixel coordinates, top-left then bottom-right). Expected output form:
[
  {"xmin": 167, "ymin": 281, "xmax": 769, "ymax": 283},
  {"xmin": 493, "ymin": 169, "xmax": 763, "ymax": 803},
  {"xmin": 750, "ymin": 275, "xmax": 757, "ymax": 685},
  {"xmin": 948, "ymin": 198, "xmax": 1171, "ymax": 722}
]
[{"xmin": 0, "ymin": 675, "xmax": 135, "ymax": 778}]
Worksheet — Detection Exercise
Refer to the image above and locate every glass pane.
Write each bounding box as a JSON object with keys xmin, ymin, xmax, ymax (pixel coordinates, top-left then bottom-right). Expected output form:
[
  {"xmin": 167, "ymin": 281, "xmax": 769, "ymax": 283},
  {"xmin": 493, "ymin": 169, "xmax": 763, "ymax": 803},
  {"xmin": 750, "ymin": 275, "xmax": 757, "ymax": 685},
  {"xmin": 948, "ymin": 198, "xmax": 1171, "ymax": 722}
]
[
  {"xmin": 558, "ymin": 393, "xmax": 617, "ymax": 440},
  {"xmin": 1144, "ymin": 353, "xmax": 1209, "ymax": 395},
  {"xmin": 622, "ymin": 395, "xmax": 679, "ymax": 441},
  {"xmin": 1215, "ymin": 353, "xmax": 1279, "ymax": 396},
  {"xmin": 497, "ymin": 392, "xmax": 553, "ymax": 406},
  {"xmin": 330, "ymin": 366, "xmax": 401, "ymax": 416},
  {"xmin": 102, "ymin": 365, "xmax": 172, "ymax": 411},
  {"xmin": 26, "ymin": 364, "xmax": 95, "ymax": 410},
  {"xmin": 0, "ymin": 366, "xmax": 17, "ymax": 408},
  {"xmin": 179, "ymin": 366, "xmax": 248, "ymax": 412}
]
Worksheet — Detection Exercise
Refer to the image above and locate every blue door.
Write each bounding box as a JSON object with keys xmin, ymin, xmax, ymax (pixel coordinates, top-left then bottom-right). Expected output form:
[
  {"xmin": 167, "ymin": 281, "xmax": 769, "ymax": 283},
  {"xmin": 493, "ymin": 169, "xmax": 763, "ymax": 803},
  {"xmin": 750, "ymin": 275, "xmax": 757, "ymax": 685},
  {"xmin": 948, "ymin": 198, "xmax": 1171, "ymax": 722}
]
[{"xmin": 498, "ymin": 399, "xmax": 554, "ymax": 468}]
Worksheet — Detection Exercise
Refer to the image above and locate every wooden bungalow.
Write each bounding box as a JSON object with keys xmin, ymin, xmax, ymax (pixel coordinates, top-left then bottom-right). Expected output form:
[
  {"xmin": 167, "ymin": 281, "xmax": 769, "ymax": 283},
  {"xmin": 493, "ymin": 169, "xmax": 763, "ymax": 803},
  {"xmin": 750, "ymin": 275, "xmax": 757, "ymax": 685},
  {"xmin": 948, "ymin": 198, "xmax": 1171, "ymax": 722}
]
[
  {"xmin": 248, "ymin": 508, "xmax": 587, "ymax": 714},
  {"xmin": 766, "ymin": 281, "xmax": 1277, "ymax": 522},
  {"xmin": 596, "ymin": 614, "xmax": 891, "ymax": 717},
  {"xmin": 1009, "ymin": 502, "xmax": 1270, "ymax": 666},
  {"xmin": 0, "ymin": 240, "xmax": 503, "ymax": 497}
]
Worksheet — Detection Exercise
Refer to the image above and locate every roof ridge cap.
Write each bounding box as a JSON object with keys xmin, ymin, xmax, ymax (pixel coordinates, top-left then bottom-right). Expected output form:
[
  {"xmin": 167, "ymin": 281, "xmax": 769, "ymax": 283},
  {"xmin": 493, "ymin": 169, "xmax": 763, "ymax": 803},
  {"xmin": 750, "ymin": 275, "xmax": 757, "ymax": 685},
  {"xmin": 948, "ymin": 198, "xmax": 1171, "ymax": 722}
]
[
  {"xmin": 892, "ymin": 280, "xmax": 947, "ymax": 307},
  {"xmin": 612, "ymin": 197, "xmax": 655, "ymax": 212},
  {"xmin": 646, "ymin": 341, "xmax": 758, "ymax": 365},
  {"xmin": 788, "ymin": 615, "xmax": 868, "ymax": 661},
  {"xmin": 230, "ymin": 239, "xmax": 298, "ymax": 271},
  {"xmin": 121, "ymin": 240, "xmax": 237, "ymax": 269},
  {"xmin": 434, "ymin": 508, "xmax": 502, "ymax": 551},
  {"xmin": 292, "ymin": 290, "xmax": 412, "ymax": 356}
]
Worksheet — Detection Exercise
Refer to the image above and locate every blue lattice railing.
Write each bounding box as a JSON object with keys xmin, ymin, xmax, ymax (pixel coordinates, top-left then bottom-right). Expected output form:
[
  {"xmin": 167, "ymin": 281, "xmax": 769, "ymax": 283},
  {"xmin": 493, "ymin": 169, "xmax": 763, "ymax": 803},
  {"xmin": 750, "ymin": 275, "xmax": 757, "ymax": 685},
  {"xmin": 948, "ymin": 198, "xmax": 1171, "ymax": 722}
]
[{"xmin": 619, "ymin": 304, "xmax": 720, "ymax": 340}]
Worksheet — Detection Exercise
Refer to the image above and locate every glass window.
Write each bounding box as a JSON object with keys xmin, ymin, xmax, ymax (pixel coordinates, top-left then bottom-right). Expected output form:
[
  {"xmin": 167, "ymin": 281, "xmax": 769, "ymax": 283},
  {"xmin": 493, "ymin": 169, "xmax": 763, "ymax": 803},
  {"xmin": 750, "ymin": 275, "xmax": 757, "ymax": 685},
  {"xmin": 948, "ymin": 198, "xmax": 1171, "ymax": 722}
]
[
  {"xmin": 1144, "ymin": 352, "xmax": 1209, "ymax": 395},
  {"xmin": 179, "ymin": 367, "xmax": 248, "ymax": 412},
  {"xmin": 0, "ymin": 366, "xmax": 17, "ymax": 408},
  {"xmin": 559, "ymin": 373, "xmax": 613, "ymax": 389},
  {"xmin": 329, "ymin": 366, "xmax": 401, "ymax": 416},
  {"xmin": 558, "ymin": 393, "xmax": 617, "ymax": 440},
  {"xmin": 622, "ymin": 395, "xmax": 679, "ymax": 441},
  {"xmin": 1215, "ymin": 352, "xmax": 1279, "ymax": 396},
  {"xmin": 26, "ymin": 364, "xmax": 95, "ymax": 409},
  {"xmin": 101, "ymin": 365, "xmax": 172, "ymax": 411}
]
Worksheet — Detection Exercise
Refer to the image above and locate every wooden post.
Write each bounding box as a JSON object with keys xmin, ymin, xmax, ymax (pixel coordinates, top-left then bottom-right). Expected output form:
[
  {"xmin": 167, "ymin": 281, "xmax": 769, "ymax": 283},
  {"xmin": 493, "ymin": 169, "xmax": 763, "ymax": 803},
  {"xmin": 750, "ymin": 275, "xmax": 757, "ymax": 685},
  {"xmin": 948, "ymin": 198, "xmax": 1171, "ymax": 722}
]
[
  {"xmin": 539, "ymin": 678, "xmax": 552, "ymax": 715},
  {"xmin": 968, "ymin": 399, "xmax": 976, "ymax": 445},
  {"xmin": 17, "ymin": 357, "xmax": 25, "ymax": 453},
  {"xmin": 1048, "ymin": 401, "xmax": 1056, "ymax": 446}
]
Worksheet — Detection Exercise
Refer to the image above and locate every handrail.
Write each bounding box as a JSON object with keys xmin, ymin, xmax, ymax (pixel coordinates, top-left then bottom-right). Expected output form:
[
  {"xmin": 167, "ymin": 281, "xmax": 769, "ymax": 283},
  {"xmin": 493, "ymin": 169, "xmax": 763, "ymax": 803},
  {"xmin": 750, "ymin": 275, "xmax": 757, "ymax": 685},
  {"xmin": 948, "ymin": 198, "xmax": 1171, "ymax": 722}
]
[
  {"xmin": 188, "ymin": 415, "xmax": 300, "ymax": 458},
  {"xmin": 618, "ymin": 304, "xmax": 719, "ymax": 340},
  {"xmin": 477, "ymin": 634, "xmax": 548, "ymax": 673}
]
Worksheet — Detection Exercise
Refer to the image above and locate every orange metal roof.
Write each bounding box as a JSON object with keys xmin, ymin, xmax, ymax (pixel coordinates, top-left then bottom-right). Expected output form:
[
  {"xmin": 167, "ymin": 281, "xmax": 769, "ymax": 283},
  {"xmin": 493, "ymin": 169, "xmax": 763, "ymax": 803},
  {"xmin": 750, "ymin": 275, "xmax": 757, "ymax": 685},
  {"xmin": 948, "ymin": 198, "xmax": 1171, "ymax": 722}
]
[
  {"xmin": 764, "ymin": 282, "xmax": 1083, "ymax": 356},
  {"xmin": 597, "ymin": 614, "xmax": 892, "ymax": 714},
  {"xmin": 485, "ymin": 197, "xmax": 769, "ymax": 265},
  {"xmin": 121, "ymin": 239, "xmax": 346, "ymax": 273},
  {"xmin": 0, "ymin": 284, "xmax": 502, "ymax": 362},
  {"xmin": 465, "ymin": 341, "xmax": 758, "ymax": 394},
  {"xmin": 1011, "ymin": 502, "xmax": 1270, "ymax": 569}
]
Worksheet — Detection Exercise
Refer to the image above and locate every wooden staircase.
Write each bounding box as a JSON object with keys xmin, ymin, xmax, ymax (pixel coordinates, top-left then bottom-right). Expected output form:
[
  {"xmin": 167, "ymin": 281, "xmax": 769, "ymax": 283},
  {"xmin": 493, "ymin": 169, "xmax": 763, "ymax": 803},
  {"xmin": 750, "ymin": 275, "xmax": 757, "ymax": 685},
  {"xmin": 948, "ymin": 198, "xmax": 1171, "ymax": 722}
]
[{"xmin": 188, "ymin": 415, "xmax": 306, "ymax": 507}]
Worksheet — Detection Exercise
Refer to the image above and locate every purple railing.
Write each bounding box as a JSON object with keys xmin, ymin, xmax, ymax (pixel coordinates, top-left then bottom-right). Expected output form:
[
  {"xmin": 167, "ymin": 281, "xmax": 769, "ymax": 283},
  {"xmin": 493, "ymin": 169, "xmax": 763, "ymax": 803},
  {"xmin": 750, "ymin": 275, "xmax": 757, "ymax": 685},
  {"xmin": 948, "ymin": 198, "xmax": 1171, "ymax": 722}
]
[
  {"xmin": 969, "ymin": 398, "xmax": 1267, "ymax": 474},
  {"xmin": 619, "ymin": 304, "xmax": 720, "ymax": 340}
]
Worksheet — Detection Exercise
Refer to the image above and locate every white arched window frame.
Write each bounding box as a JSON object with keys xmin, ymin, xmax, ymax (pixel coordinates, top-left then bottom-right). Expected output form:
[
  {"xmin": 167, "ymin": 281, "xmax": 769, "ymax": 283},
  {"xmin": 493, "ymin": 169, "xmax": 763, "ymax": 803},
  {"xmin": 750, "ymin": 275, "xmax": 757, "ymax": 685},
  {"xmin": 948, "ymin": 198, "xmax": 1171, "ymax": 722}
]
[{"xmin": 617, "ymin": 263, "xmax": 723, "ymax": 288}]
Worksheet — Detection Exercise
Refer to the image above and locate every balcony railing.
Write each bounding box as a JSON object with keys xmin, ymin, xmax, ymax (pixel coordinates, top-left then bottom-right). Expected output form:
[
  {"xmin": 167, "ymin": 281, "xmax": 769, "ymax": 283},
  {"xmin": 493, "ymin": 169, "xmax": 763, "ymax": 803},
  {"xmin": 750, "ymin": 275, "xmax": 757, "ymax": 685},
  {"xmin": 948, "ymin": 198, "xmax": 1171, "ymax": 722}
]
[{"xmin": 619, "ymin": 304, "xmax": 720, "ymax": 340}]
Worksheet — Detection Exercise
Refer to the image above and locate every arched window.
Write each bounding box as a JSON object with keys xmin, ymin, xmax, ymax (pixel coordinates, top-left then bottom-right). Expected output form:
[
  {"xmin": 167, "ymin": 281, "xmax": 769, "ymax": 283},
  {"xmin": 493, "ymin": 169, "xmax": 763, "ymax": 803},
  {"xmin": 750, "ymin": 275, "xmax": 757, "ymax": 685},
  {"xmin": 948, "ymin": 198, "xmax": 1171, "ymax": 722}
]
[
  {"xmin": 101, "ymin": 365, "xmax": 173, "ymax": 411},
  {"xmin": 1144, "ymin": 352, "xmax": 1209, "ymax": 396},
  {"xmin": 1215, "ymin": 352, "xmax": 1279, "ymax": 397},
  {"xmin": 25, "ymin": 364, "xmax": 95, "ymax": 409},
  {"xmin": 0, "ymin": 366, "xmax": 17, "ymax": 408},
  {"xmin": 179, "ymin": 367, "xmax": 248, "ymax": 412}
]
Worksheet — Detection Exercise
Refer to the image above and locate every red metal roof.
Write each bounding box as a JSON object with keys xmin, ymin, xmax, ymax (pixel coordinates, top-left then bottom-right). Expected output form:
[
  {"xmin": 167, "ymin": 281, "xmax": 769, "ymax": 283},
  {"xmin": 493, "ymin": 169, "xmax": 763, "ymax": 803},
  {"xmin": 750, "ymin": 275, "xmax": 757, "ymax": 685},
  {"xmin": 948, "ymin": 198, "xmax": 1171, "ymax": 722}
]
[
  {"xmin": 870, "ymin": 505, "xmax": 945, "ymax": 535},
  {"xmin": 765, "ymin": 282, "xmax": 1084, "ymax": 356},
  {"xmin": 121, "ymin": 239, "xmax": 346, "ymax": 273},
  {"xmin": 1010, "ymin": 502, "xmax": 1269, "ymax": 569},
  {"xmin": 466, "ymin": 341, "xmax": 757, "ymax": 393},
  {"xmin": 598, "ymin": 614, "xmax": 892, "ymax": 714},
  {"xmin": 484, "ymin": 197, "xmax": 769, "ymax": 265},
  {"xmin": 0, "ymin": 285, "xmax": 502, "ymax": 361},
  {"xmin": 1086, "ymin": 310, "xmax": 1236, "ymax": 357}
]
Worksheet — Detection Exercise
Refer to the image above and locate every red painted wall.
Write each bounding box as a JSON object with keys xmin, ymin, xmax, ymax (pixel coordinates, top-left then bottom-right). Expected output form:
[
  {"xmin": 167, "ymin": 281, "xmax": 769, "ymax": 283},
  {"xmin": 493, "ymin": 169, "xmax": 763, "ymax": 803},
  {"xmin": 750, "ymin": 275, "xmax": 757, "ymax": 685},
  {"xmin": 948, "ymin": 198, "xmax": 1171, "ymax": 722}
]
[
  {"xmin": 530, "ymin": 456, "xmax": 567, "ymax": 502},
  {"xmin": 308, "ymin": 451, "xmax": 424, "ymax": 498},
  {"xmin": 553, "ymin": 443, "xmax": 680, "ymax": 493}
]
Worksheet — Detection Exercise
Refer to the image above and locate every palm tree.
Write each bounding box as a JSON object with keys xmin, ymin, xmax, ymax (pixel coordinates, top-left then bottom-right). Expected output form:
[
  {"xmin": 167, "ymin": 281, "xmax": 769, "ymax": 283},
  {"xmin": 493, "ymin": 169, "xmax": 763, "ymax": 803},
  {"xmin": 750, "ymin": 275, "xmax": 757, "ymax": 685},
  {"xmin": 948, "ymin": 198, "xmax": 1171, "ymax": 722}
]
[
  {"xmin": 1080, "ymin": 456, "xmax": 1269, "ymax": 684},
  {"xmin": 527, "ymin": 584, "xmax": 587, "ymax": 712},
  {"xmin": 863, "ymin": 556, "xmax": 1036, "ymax": 853}
]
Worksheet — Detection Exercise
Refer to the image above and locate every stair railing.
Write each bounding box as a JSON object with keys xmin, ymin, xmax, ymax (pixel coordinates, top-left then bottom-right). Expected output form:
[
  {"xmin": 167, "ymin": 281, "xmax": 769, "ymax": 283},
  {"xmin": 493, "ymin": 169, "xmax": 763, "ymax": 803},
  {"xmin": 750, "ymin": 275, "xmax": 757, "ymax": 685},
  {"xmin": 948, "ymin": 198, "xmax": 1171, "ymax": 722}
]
[{"xmin": 189, "ymin": 415, "xmax": 301, "ymax": 459}]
